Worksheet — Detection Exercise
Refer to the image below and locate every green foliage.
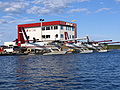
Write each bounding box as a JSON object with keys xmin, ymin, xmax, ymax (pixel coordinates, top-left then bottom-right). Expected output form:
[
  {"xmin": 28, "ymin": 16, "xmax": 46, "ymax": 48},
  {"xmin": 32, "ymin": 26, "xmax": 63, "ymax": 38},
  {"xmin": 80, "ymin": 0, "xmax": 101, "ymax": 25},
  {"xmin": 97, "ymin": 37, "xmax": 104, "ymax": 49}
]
[{"xmin": 107, "ymin": 45, "xmax": 120, "ymax": 49}]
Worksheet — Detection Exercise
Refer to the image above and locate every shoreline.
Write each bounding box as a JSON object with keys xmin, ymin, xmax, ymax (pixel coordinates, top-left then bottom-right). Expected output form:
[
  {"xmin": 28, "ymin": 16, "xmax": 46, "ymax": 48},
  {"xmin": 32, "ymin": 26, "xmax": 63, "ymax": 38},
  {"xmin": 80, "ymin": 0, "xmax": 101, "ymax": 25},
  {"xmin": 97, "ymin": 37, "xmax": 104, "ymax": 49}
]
[{"xmin": 107, "ymin": 45, "xmax": 120, "ymax": 49}]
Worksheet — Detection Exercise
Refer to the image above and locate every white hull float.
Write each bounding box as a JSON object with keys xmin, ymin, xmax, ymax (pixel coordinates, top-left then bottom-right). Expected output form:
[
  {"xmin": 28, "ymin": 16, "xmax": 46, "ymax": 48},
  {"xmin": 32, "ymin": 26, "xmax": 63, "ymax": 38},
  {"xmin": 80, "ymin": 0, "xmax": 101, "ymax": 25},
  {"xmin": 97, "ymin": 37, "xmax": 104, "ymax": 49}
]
[
  {"xmin": 80, "ymin": 50, "xmax": 93, "ymax": 54},
  {"xmin": 97, "ymin": 49, "xmax": 108, "ymax": 52},
  {"xmin": 43, "ymin": 47, "xmax": 67, "ymax": 55},
  {"xmin": 43, "ymin": 51, "xmax": 67, "ymax": 55}
]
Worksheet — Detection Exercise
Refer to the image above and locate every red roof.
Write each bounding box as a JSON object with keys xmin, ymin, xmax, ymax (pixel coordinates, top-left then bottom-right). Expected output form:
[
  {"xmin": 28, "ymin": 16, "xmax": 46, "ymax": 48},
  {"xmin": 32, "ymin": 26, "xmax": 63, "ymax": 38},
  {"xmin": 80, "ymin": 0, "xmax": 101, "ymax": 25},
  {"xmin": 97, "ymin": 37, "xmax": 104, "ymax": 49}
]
[{"xmin": 18, "ymin": 21, "xmax": 77, "ymax": 28}]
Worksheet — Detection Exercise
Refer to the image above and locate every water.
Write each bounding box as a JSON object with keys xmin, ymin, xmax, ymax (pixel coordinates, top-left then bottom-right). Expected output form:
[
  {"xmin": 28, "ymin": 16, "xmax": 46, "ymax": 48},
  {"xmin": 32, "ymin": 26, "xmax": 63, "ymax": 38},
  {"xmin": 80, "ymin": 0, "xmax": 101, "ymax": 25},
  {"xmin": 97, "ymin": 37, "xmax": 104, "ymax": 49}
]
[{"xmin": 0, "ymin": 50, "xmax": 120, "ymax": 90}]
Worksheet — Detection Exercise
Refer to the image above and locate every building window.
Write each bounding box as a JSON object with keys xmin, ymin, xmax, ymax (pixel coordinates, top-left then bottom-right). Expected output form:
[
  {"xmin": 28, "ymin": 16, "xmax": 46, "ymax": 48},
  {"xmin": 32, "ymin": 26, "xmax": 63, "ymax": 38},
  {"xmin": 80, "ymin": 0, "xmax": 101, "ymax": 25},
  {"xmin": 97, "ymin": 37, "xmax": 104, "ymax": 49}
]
[
  {"xmin": 46, "ymin": 26, "xmax": 50, "ymax": 30},
  {"xmin": 46, "ymin": 35, "xmax": 50, "ymax": 38},
  {"xmin": 54, "ymin": 26, "xmax": 58, "ymax": 29},
  {"xmin": 69, "ymin": 35, "xmax": 71, "ymax": 39},
  {"xmin": 66, "ymin": 26, "xmax": 74, "ymax": 31},
  {"xmin": 42, "ymin": 35, "xmax": 45, "ymax": 38},
  {"xmin": 68, "ymin": 27, "xmax": 70, "ymax": 30},
  {"xmin": 61, "ymin": 26, "xmax": 64, "ymax": 29},
  {"xmin": 66, "ymin": 26, "xmax": 70, "ymax": 30},
  {"xmin": 72, "ymin": 27, "xmax": 75, "ymax": 31},
  {"xmin": 55, "ymin": 34, "xmax": 58, "ymax": 38},
  {"xmin": 72, "ymin": 35, "xmax": 74, "ymax": 39},
  {"xmin": 66, "ymin": 26, "xmax": 68, "ymax": 30},
  {"xmin": 51, "ymin": 26, "xmax": 53, "ymax": 30},
  {"xmin": 42, "ymin": 27, "xmax": 45, "ymax": 30},
  {"xmin": 60, "ymin": 34, "xmax": 64, "ymax": 38}
]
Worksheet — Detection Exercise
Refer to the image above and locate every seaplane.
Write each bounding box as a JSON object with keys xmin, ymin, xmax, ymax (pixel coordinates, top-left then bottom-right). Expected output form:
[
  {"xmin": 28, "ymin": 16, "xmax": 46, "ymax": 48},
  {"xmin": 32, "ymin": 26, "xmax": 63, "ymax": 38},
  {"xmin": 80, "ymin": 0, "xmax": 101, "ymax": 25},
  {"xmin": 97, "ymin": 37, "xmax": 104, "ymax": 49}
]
[
  {"xmin": 16, "ymin": 27, "xmax": 67, "ymax": 55},
  {"xmin": 84, "ymin": 37, "xmax": 113, "ymax": 52},
  {"xmin": 64, "ymin": 36, "xmax": 114, "ymax": 53},
  {"xmin": 64, "ymin": 36, "xmax": 94, "ymax": 53}
]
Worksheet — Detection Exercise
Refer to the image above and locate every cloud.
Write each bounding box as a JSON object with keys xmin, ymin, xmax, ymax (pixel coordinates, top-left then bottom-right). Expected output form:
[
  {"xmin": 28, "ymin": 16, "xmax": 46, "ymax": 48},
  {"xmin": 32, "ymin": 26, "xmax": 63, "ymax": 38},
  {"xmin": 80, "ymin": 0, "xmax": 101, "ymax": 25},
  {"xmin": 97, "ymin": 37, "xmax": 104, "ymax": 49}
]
[
  {"xmin": 28, "ymin": 0, "xmax": 90, "ymax": 15},
  {"xmin": 0, "ymin": 0, "xmax": 91, "ymax": 15},
  {"xmin": 0, "ymin": 32, "xmax": 3, "ymax": 36},
  {"xmin": 0, "ymin": 19, "xmax": 8, "ymax": 24},
  {"xmin": 0, "ymin": 32, "xmax": 5, "ymax": 38},
  {"xmin": 69, "ymin": 8, "xmax": 90, "ymax": 13},
  {"xmin": 33, "ymin": 0, "xmax": 90, "ymax": 5},
  {"xmin": 21, "ymin": 19, "xmax": 36, "ymax": 23},
  {"xmin": 0, "ymin": 1, "xmax": 9, "ymax": 8},
  {"xmin": 0, "ymin": 18, "xmax": 18, "ymax": 24},
  {"xmin": 116, "ymin": 0, "xmax": 120, "ymax": 2},
  {"xmin": 29, "ymin": 0, "xmax": 69, "ymax": 15},
  {"xmin": 0, "ymin": 1, "xmax": 29, "ymax": 13},
  {"xmin": 4, "ymin": 2, "xmax": 29, "ymax": 13},
  {"xmin": 77, "ymin": 0, "xmax": 90, "ymax": 2},
  {"xmin": 0, "ymin": 17, "xmax": 35, "ymax": 24},
  {"xmin": 1, "ymin": 15, "xmax": 17, "ymax": 23},
  {"xmin": 2, "ymin": 16, "xmax": 16, "ymax": 19},
  {"xmin": 95, "ymin": 8, "xmax": 111, "ymax": 13},
  {"xmin": 27, "ymin": 6, "xmax": 51, "ymax": 15},
  {"xmin": 8, "ymin": 19, "xmax": 36, "ymax": 24}
]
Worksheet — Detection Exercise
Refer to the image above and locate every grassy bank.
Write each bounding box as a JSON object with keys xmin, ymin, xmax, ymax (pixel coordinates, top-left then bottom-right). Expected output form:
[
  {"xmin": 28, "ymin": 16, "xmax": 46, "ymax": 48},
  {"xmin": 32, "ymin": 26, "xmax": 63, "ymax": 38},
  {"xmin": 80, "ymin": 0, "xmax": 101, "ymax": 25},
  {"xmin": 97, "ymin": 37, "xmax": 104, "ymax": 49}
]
[{"xmin": 107, "ymin": 45, "xmax": 120, "ymax": 49}]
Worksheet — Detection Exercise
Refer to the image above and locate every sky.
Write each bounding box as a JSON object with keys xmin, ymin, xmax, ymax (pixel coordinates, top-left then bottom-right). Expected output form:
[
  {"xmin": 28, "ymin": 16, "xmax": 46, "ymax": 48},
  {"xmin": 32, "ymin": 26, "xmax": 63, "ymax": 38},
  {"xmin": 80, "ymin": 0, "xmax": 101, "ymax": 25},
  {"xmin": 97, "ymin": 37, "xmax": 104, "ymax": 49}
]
[{"xmin": 0, "ymin": 0, "xmax": 120, "ymax": 44}]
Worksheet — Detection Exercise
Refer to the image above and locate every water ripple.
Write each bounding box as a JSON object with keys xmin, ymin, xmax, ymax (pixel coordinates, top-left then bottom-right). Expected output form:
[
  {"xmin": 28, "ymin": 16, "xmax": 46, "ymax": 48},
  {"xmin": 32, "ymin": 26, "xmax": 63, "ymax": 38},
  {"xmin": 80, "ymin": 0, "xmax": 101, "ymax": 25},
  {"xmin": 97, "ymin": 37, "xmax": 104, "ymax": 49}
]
[{"xmin": 0, "ymin": 50, "xmax": 120, "ymax": 89}]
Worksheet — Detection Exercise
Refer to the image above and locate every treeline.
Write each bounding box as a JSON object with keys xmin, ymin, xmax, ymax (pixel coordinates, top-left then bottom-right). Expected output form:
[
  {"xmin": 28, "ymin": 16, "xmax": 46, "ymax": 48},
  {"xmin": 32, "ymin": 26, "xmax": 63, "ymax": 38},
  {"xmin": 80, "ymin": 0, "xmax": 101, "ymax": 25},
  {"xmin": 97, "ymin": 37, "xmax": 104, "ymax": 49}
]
[{"xmin": 107, "ymin": 45, "xmax": 120, "ymax": 49}]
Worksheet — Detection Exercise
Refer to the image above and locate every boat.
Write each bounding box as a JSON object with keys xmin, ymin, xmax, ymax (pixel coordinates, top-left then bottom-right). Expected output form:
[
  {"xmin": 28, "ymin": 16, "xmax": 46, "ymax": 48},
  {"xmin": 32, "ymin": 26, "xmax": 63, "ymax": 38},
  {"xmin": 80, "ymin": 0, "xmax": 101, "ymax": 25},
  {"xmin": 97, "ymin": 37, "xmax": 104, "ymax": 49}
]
[{"xmin": 43, "ymin": 48, "xmax": 67, "ymax": 55}]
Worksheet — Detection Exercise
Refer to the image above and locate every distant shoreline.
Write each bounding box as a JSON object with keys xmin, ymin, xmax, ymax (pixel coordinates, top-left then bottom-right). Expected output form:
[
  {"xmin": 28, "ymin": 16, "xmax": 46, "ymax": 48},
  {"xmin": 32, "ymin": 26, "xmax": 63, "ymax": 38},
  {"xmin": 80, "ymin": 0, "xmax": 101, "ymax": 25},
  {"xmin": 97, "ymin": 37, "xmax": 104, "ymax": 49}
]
[{"xmin": 107, "ymin": 45, "xmax": 120, "ymax": 49}]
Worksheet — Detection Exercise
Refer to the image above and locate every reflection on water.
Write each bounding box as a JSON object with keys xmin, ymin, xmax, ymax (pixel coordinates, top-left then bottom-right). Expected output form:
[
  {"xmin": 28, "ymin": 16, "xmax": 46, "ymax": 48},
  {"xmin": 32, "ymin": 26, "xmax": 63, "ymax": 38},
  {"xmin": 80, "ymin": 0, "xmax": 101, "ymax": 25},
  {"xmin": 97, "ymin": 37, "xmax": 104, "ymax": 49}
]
[{"xmin": 1, "ymin": 50, "xmax": 120, "ymax": 90}]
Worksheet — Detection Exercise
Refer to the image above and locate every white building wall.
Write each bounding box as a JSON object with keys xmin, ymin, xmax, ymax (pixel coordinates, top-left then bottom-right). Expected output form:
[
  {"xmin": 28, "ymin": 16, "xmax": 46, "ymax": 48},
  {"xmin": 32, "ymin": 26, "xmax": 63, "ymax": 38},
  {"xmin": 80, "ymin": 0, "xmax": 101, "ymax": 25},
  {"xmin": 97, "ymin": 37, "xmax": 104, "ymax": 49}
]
[
  {"xmin": 60, "ymin": 25, "xmax": 75, "ymax": 40},
  {"xmin": 42, "ymin": 26, "xmax": 60, "ymax": 41},
  {"xmin": 24, "ymin": 27, "xmax": 42, "ymax": 41},
  {"xmin": 23, "ymin": 25, "xmax": 75, "ymax": 41}
]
